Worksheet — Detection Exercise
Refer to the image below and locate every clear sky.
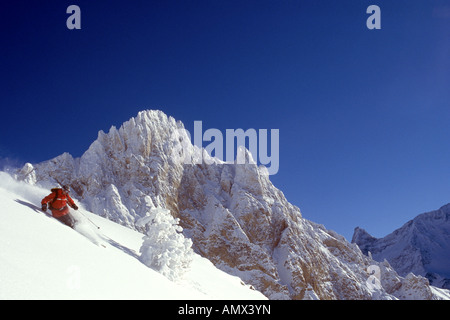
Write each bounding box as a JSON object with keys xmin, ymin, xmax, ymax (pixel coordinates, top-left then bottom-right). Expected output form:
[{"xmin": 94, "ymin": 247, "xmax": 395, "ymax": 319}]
[{"xmin": 1, "ymin": 1, "xmax": 450, "ymax": 240}]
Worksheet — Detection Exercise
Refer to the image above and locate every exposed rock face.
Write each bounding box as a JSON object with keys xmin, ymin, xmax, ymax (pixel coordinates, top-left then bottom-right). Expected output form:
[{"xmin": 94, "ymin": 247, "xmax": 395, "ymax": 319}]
[
  {"xmin": 18, "ymin": 110, "xmax": 450, "ymax": 299},
  {"xmin": 352, "ymin": 204, "xmax": 450, "ymax": 290}
]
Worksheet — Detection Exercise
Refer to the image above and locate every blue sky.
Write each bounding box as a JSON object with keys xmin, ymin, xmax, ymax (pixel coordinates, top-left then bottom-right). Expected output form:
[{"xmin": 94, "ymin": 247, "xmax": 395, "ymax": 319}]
[{"xmin": 1, "ymin": 0, "xmax": 450, "ymax": 240}]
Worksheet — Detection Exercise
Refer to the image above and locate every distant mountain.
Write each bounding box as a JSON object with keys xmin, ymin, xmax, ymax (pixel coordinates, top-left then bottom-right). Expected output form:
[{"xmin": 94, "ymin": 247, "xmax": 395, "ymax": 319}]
[
  {"xmin": 352, "ymin": 204, "xmax": 450, "ymax": 290},
  {"xmin": 16, "ymin": 109, "xmax": 450, "ymax": 299}
]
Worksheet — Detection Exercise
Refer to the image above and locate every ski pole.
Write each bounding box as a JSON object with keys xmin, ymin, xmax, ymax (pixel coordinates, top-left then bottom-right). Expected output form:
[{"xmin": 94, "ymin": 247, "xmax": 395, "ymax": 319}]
[{"xmin": 78, "ymin": 209, "xmax": 100, "ymax": 229}]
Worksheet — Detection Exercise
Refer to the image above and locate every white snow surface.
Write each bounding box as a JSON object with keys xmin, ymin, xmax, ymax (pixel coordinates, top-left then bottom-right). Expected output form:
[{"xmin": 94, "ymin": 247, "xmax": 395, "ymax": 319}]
[{"xmin": 0, "ymin": 172, "xmax": 266, "ymax": 300}]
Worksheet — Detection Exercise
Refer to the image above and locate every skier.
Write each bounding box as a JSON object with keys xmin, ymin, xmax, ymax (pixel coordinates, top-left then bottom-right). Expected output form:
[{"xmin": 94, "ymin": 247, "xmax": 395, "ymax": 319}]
[{"xmin": 41, "ymin": 185, "xmax": 79, "ymax": 228}]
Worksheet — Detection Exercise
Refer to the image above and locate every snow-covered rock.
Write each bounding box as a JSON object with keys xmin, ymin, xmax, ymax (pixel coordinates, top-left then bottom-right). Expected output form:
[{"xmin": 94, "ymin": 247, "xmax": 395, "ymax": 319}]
[
  {"xmin": 137, "ymin": 207, "xmax": 194, "ymax": 281},
  {"xmin": 16, "ymin": 109, "xmax": 450, "ymax": 300},
  {"xmin": 352, "ymin": 204, "xmax": 450, "ymax": 290}
]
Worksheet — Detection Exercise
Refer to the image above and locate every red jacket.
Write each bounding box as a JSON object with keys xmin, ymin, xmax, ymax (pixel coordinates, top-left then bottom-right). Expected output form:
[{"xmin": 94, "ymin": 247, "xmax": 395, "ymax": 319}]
[{"xmin": 41, "ymin": 188, "xmax": 76, "ymax": 218}]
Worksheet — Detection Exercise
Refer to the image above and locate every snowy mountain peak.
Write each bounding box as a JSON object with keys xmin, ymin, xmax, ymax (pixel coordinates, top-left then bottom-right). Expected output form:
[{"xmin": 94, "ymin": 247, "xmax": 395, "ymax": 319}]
[
  {"xmin": 15, "ymin": 109, "xmax": 450, "ymax": 300},
  {"xmin": 352, "ymin": 204, "xmax": 450, "ymax": 290},
  {"xmin": 351, "ymin": 227, "xmax": 377, "ymax": 255}
]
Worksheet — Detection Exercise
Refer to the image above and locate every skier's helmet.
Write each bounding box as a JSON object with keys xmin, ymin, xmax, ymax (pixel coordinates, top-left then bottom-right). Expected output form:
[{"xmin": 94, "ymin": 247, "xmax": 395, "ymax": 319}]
[{"xmin": 62, "ymin": 185, "xmax": 70, "ymax": 193}]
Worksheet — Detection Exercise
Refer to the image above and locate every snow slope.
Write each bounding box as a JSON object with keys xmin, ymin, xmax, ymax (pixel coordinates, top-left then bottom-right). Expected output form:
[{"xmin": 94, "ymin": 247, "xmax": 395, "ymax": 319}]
[{"xmin": 0, "ymin": 172, "xmax": 266, "ymax": 300}]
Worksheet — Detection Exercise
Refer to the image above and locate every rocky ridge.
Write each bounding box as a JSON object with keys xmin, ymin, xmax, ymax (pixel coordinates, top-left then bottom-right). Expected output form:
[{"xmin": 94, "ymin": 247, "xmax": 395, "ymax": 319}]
[{"xmin": 16, "ymin": 110, "xmax": 450, "ymax": 299}]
